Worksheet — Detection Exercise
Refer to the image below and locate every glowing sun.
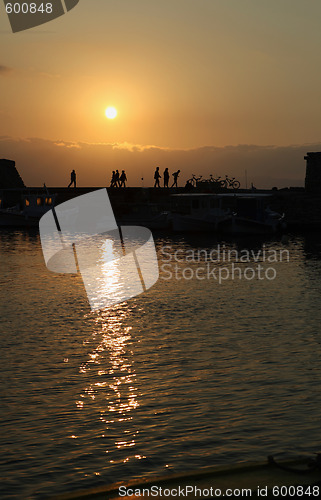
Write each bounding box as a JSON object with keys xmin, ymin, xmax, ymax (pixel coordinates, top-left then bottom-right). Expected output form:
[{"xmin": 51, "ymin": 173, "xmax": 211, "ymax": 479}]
[{"xmin": 105, "ymin": 107, "xmax": 117, "ymax": 119}]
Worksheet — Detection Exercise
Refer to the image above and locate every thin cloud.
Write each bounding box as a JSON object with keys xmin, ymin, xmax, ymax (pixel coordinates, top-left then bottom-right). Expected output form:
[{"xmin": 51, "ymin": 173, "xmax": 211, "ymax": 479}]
[
  {"xmin": 111, "ymin": 142, "xmax": 170, "ymax": 153},
  {"xmin": 51, "ymin": 140, "xmax": 172, "ymax": 153},
  {"xmin": 54, "ymin": 141, "xmax": 81, "ymax": 149}
]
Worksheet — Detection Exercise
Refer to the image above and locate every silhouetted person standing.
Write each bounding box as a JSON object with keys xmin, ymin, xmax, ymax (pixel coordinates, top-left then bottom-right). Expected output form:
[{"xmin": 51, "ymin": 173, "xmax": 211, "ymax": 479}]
[
  {"xmin": 119, "ymin": 170, "xmax": 127, "ymax": 187},
  {"xmin": 114, "ymin": 170, "xmax": 120, "ymax": 187},
  {"xmin": 110, "ymin": 170, "xmax": 116, "ymax": 187},
  {"xmin": 163, "ymin": 168, "xmax": 169, "ymax": 188},
  {"xmin": 171, "ymin": 169, "xmax": 180, "ymax": 188},
  {"xmin": 68, "ymin": 169, "xmax": 76, "ymax": 188},
  {"xmin": 154, "ymin": 166, "xmax": 161, "ymax": 188}
]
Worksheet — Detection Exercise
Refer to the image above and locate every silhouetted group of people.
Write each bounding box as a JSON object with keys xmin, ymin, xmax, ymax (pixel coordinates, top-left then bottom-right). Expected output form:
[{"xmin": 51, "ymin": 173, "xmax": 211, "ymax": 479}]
[
  {"xmin": 110, "ymin": 170, "xmax": 127, "ymax": 188},
  {"xmin": 154, "ymin": 167, "xmax": 180, "ymax": 188},
  {"xmin": 67, "ymin": 167, "xmax": 181, "ymax": 189}
]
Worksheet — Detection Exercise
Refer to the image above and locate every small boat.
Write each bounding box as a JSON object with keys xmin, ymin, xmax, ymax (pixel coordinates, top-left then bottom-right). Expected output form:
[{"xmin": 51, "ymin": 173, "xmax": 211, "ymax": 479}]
[
  {"xmin": 0, "ymin": 191, "xmax": 56, "ymax": 227},
  {"xmin": 50, "ymin": 455, "xmax": 321, "ymax": 499},
  {"xmin": 170, "ymin": 193, "xmax": 231, "ymax": 232},
  {"xmin": 116, "ymin": 203, "xmax": 172, "ymax": 230},
  {"xmin": 170, "ymin": 193, "xmax": 285, "ymax": 234},
  {"xmin": 220, "ymin": 195, "xmax": 285, "ymax": 234}
]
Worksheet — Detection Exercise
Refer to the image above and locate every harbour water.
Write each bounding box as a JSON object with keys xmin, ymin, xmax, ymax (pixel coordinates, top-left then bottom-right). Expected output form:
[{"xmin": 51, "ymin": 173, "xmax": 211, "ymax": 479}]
[{"xmin": 1, "ymin": 229, "xmax": 321, "ymax": 499}]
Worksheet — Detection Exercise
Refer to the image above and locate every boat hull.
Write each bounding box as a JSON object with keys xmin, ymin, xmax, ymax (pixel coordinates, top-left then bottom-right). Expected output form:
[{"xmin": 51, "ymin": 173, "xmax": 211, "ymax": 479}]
[
  {"xmin": 0, "ymin": 210, "xmax": 39, "ymax": 227},
  {"xmin": 219, "ymin": 216, "xmax": 278, "ymax": 235},
  {"xmin": 172, "ymin": 213, "xmax": 229, "ymax": 232},
  {"xmin": 118, "ymin": 212, "xmax": 171, "ymax": 230}
]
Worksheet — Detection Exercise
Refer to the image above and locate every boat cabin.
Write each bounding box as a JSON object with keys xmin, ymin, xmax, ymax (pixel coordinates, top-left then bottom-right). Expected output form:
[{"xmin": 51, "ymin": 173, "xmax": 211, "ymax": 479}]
[{"xmin": 171, "ymin": 193, "xmax": 226, "ymax": 216}]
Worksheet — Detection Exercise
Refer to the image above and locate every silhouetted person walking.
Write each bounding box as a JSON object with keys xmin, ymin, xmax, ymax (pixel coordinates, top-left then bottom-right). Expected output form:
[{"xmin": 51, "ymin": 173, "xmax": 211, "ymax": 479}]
[
  {"xmin": 114, "ymin": 169, "xmax": 120, "ymax": 187},
  {"xmin": 171, "ymin": 169, "xmax": 180, "ymax": 188},
  {"xmin": 110, "ymin": 170, "xmax": 116, "ymax": 187},
  {"xmin": 154, "ymin": 166, "xmax": 161, "ymax": 187},
  {"xmin": 68, "ymin": 169, "xmax": 76, "ymax": 188},
  {"xmin": 119, "ymin": 170, "xmax": 127, "ymax": 187},
  {"xmin": 163, "ymin": 168, "xmax": 169, "ymax": 188}
]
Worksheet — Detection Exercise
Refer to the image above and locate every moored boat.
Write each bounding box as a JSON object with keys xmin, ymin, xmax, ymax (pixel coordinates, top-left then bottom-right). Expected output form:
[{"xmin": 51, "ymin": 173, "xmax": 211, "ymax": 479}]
[
  {"xmin": 0, "ymin": 191, "xmax": 56, "ymax": 227},
  {"xmin": 170, "ymin": 193, "xmax": 285, "ymax": 234},
  {"xmin": 116, "ymin": 202, "xmax": 172, "ymax": 230},
  {"xmin": 171, "ymin": 193, "xmax": 231, "ymax": 232},
  {"xmin": 219, "ymin": 196, "xmax": 285, "ymax": 234}
]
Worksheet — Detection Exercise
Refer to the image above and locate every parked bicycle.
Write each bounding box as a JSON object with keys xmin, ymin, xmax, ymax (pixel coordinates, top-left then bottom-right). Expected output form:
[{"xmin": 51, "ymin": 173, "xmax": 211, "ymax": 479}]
[
  {"xmin": 208, "ymin": 174, "xmax": 225, "ymax": 186},
  {"xmin": 187, "ymin": 174, "xmax": 202, "ymax": 187},
  {"xmin": 220, "ymin": 175, "xmax": 241, "ymax": 190}
]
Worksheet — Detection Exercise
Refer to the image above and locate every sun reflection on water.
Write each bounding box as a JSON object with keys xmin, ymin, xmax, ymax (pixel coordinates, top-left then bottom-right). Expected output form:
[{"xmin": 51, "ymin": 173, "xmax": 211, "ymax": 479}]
[
  {"xmin": 77, "ymin": 233, "xmax": 148, "ymax": 311},
  {"xmin": 78, "ymin": 306, "xmax": 141, "ymax": 462}
]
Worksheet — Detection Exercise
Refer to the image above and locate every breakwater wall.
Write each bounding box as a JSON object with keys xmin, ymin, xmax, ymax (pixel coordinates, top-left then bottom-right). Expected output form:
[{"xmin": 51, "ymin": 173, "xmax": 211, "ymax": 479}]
[{"xmin": 1, "ymin": 186, "xmax": 319, "ymax": 231}]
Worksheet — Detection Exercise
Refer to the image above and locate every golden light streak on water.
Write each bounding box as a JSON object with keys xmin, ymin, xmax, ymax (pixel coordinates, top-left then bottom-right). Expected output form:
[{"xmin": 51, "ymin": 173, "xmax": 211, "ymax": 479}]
[{"xmin": 78, "ymin": 299, "xmax": 140, "ymax": 461}]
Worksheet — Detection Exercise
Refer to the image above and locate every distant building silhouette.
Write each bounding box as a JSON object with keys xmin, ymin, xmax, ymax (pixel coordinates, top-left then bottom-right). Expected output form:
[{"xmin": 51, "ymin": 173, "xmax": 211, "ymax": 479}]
[
  {"xmin": 305, "ymin": 152, "xmax": 321, "ymax": 193},
  {"xmin": 0, "ymin": 159, "xmax": 25, "ymax": 188}
]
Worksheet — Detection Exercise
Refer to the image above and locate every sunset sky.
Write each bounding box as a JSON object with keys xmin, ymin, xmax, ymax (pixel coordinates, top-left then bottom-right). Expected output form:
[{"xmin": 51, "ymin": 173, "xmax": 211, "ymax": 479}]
[{"xmin": 1, "ymin": 0, "xmax": 321, "ymax": 187}]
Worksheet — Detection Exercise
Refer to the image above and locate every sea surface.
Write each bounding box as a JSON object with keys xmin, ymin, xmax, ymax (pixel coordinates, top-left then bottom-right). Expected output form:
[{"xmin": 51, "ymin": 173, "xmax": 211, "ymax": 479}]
[{"xmin": 1, "ymin": 229, "xmax": 321, "ymax": 499}]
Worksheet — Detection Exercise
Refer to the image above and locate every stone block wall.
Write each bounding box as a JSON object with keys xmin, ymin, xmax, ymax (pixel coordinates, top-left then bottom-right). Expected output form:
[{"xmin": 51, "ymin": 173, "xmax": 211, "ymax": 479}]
[{"xmin": 0, "ymin": 159, "xmax": 25, "ymax": 188}]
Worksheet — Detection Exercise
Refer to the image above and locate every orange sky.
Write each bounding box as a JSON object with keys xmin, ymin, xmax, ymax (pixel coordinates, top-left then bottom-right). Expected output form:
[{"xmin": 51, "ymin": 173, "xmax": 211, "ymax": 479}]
[{"xmin": 1, "ymin": 1, "xmax": 321, "ymax": 186}]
